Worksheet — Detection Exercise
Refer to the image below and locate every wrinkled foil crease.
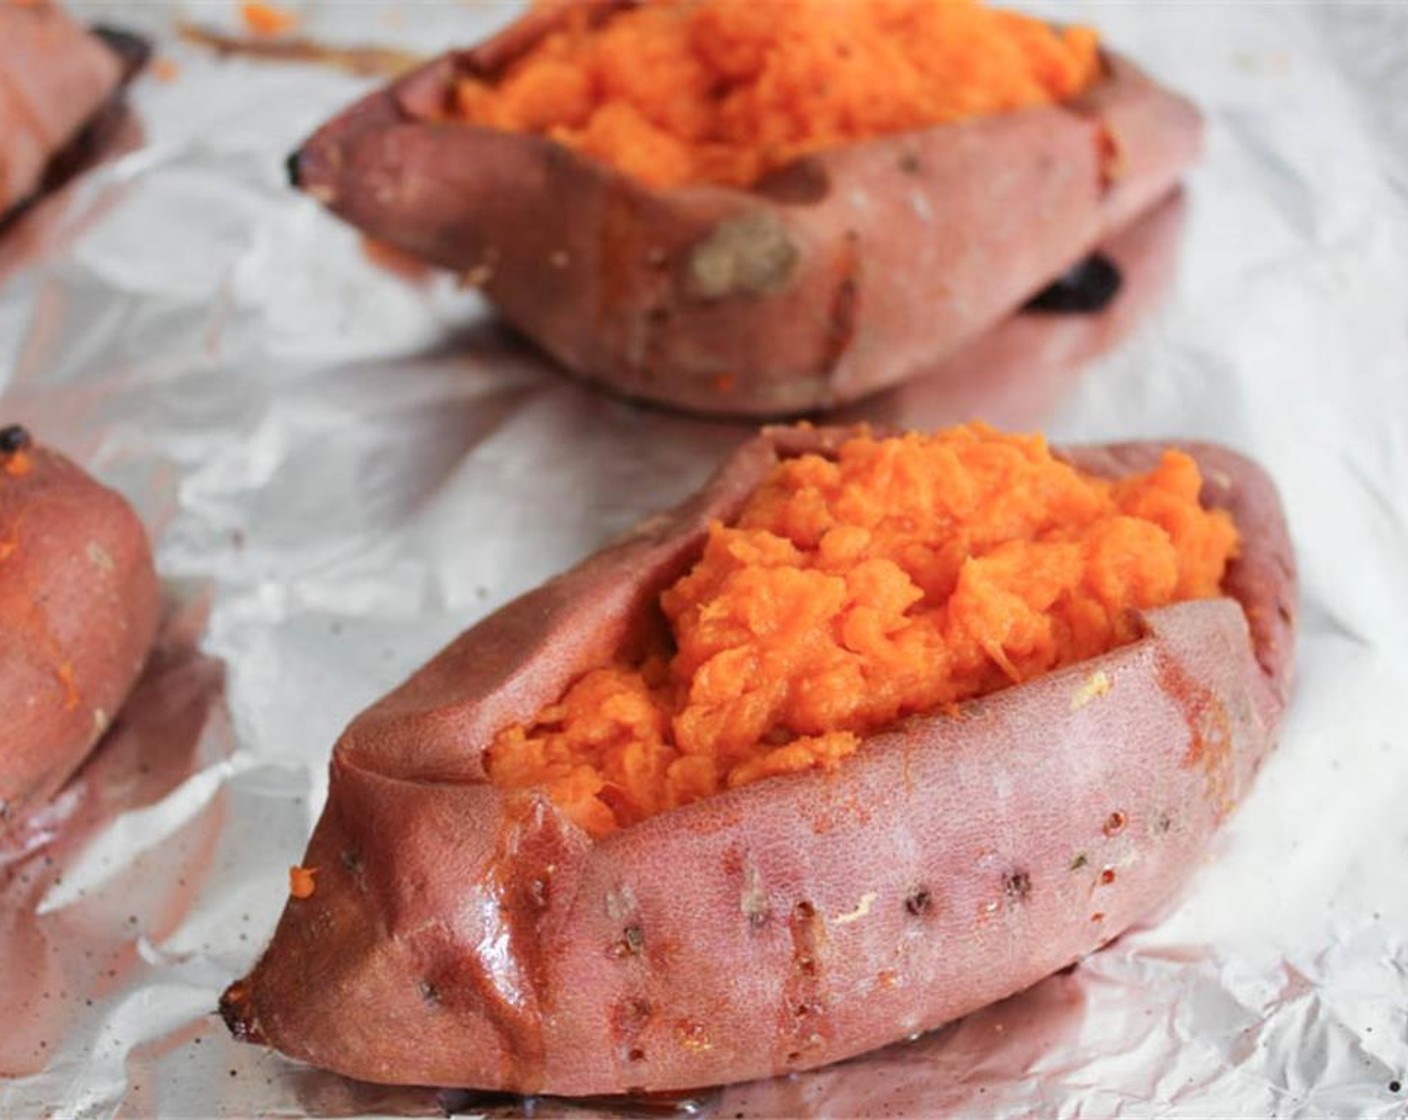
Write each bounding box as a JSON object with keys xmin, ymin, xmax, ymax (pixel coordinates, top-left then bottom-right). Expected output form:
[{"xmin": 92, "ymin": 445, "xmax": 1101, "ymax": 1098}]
[{"xmin": 2, "ymin": 1, "xmax": 1406, "ymax": 1117}]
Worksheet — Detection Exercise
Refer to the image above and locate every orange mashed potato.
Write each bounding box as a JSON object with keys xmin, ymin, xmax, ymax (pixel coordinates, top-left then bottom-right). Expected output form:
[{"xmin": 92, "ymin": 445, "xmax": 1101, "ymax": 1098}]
[
  {"xmin": 454, "ymin": 0, "xmax": 1102, "ymax": 188},
  {"xmin": 486, "ymin": 424, "xmax": 1239, "ymax": 838}
]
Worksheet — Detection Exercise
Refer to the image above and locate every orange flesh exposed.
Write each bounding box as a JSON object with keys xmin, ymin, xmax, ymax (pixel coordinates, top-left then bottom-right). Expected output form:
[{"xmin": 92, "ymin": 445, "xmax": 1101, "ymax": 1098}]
[
  {"xmin": 453, "ymin": 0, "xmax": 1101, "ymax": 188},
  {"xmin": 486, "ymin": 425, "xmax": 1240, "ymax": 838}
]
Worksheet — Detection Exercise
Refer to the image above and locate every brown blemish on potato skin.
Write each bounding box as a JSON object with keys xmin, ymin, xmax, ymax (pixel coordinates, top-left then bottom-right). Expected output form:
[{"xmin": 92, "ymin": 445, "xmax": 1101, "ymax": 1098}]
[
  {"xmin": 1157, "ymin": 650, "xmax": 1237, "ymax": 817},
  {"xmin": 740, "ymin": 864, "xmax": 770, "ymax": 929},
  {"xmin": 609, "ymin": 996, "xmax": 653, "ymax": 1067},
  {"xmin": 683, "ymin": 213, "xmax": 799, "ymax": 300},
  {"xmin": 609, "ymin": 924, "xmax": 645, "ymax": 958},
  {"xmin": 778, "ymin": 898, "xmax": 829, "ymax": 1067},
  {"xmin": 904, "ymin": 887, "xmax": 933, "ymax": 917},
  {"xmin": 1069, "ymin": 852, "xmax": 1090, "ymax": 871},
  {"xmin": 339, "ymin": 848, "xmax": 367, "ymax": 891},
  {"xmin": 1103, "ymin": 810, "xmax": 1127, "ymax": 837},
  {"xmin": 1002, "ymin": 869, "xmax": 1032, "ymax": 906},
  {"xmin": 819, "ymin": 232, "xmax": 861, "ymax": 376},
  {"xmin": 1095, "ymin": 121, "xmax": 1127, "ymax": 189}
]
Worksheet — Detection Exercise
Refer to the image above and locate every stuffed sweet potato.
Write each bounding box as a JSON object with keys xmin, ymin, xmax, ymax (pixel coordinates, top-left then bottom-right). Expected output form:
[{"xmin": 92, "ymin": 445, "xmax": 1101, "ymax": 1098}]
[
  {"xmin": 290, "ymin": 0, "xmax": 1202, "ymax": 417},
  {"xmin": 223, "ymin": 422, "xmax": 1295, "ymax": 1095},
  {"xmin": 0, "ymin": 426, "xmax": 161, "ymax": 834},
  {"xmin": 0, "ymin": 0, "xmax": 148, "ymax": 226}
]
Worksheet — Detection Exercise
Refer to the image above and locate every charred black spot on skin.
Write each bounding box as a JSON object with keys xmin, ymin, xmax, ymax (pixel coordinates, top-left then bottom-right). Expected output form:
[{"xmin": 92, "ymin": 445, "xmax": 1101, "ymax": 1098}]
[
  {"xmin": 904, "ymin": 888, "xmax": 933, "ymax": 917},
  {"xmin": 1024, "ymin": 253, "xmax": 1122, "ymax": 315},
  {"xmin": 0, "ymin": 425, "xmax": 32, "ymax": 455},
  {"xmin": 1002, "ymin": 870, "xmax": 1032, "ymax": 905}
]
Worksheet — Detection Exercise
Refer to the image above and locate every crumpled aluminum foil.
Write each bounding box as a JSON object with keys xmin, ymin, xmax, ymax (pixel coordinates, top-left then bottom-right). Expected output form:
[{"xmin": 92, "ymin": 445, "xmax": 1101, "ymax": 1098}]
[{"xmin": 2, "ymin": 2, "xmax": 1407, "ymax": 1117}]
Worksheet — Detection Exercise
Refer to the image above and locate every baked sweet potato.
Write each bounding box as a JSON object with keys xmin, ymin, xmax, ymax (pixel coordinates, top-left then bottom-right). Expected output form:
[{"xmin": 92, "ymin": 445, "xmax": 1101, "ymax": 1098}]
[
  {"xmin": 0, "ymin": 426, "xmax": 161, "ymax": 834},
  {"xmin": 0, "ymin": 0, "xmax": 148, "ymax": 225},
  {"xmin": 223, "ymin": 424, "xmax": 1295, "ymax": 1095},
  {"xmin": 290, "ymin": 0, "xmax": 1202, "ymax": 417}
]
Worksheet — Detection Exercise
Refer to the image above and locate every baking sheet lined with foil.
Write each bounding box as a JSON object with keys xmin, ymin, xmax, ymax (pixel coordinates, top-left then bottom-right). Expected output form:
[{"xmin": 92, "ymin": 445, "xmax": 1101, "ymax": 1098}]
[{"xmin": 2, "ymin": 1, "xmax": 1407, "ymax": 1117}]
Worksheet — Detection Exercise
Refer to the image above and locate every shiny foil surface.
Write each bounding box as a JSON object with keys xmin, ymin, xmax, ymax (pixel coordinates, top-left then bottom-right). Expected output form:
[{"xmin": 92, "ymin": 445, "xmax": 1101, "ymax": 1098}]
[{"xmin": 2, "ymin": 2, "xmax": 1406, "ymax": 1116}]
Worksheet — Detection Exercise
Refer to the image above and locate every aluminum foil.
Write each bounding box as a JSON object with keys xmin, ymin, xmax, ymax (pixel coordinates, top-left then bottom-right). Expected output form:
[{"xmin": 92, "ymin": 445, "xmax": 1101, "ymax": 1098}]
[{"xmin": 3, "ymin": 2, "xmax": 1407, "ymax": 1116}]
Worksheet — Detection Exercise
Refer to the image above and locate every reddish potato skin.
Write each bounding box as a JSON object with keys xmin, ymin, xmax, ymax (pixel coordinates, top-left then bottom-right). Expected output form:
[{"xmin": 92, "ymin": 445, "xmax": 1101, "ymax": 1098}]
[
  {"xmin": 0, "ymin": 0, "xmax": 124, "ymax": 219},
  {"xmin": 224, "ymin": 429, "xmax": 1296, "ymax": 1095},
  {"xmin": 857, "ymin": 189, "xmax": 1188, "ymax": 430},
  {"xmin": 290, "ymin": 4, "xmax": 1202, "ymax": 417},
  {"xmin": 0, "ymin": 440, "xmax": 161, "ymax": 834}
]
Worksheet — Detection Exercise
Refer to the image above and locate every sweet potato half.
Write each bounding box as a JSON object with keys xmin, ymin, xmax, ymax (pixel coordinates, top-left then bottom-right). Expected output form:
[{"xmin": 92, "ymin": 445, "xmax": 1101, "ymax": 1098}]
[
  {"xmin": 290, "ymin": 0, "xmax": 1202, "ymax": 417},
  {"xmin": 223, "ymin": 425, "xmax": 1296, "ymax": 1096},
  {"xmin": 0, "ymin": 0, "xmax": 149, "ymax": 226},
  {"xmin": 0, "ymin": 427, "xmax": 160, "ymax": 834}
]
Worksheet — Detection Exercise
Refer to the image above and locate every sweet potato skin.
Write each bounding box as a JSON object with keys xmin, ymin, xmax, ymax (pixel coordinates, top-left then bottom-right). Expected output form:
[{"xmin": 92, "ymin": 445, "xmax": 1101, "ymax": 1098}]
[
  {"xmin": 291, "ymin": 4, "xmax": 1202, "ymax": 417},
  {"xmin": 224, "ymin": 429, "xmax": 1296, "ymax": 1095},
  {"xmin": 0, "ymin": 0, "xmax": 125, "ymax": 219},
  {"xmin": 0, "ymin": 438, "xmax": 161, "ymax": 833}
]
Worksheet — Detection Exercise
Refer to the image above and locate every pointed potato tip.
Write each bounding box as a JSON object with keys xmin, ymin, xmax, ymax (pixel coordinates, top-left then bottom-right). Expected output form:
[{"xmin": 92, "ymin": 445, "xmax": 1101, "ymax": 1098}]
[
  {"xmin": 90, "ymin": 24, "xmax": 152, "ymax": 83},
  {"xmin": 218, "ymin": 979, "xmax": 266, "ymax": 1045}
]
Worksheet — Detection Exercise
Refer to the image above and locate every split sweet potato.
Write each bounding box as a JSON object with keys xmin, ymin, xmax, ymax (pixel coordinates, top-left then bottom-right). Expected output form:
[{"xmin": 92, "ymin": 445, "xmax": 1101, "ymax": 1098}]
[
  {"xmin": 290, "ymin": 0, "xmax": 1202, "ymax": 417},
  {"xmin": 223, "ymin": 424, "xmax": 1295, "ymax": 1095},
  {"xmin": 0, "ymin": 0, "xmax": 148, "ymax": 225},
  {"xmin": 0, "ymin": 427, "xmax": 161, "ymax": 834}
]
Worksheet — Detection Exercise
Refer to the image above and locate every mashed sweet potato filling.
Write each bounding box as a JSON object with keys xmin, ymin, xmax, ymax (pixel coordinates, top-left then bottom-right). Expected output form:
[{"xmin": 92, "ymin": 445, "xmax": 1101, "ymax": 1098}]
[
  {"xmin": 486, "ymin": 425, "xmax": 1239, "ymax": 838},
  {"xmin": 453, "ymin": 0, "xmax": 1101, "ymax": 188}
]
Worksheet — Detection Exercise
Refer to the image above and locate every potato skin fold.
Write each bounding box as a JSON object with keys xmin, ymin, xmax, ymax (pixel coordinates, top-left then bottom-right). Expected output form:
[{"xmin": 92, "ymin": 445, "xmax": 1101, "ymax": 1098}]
[
  {"xmin": 0, "ymin": 0, "xmax": 126, "ymax": 220},
  {"xmin": 223, "ymin": 429, "xmax": 1296, "ymax": 1096},
  {"xmin": 0, "ymin": 439, "xmax": 161, "ymax": 833},
  {"xmin": 291, "ymin": 4, "xmax": 1202, "ymax": 416}
]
